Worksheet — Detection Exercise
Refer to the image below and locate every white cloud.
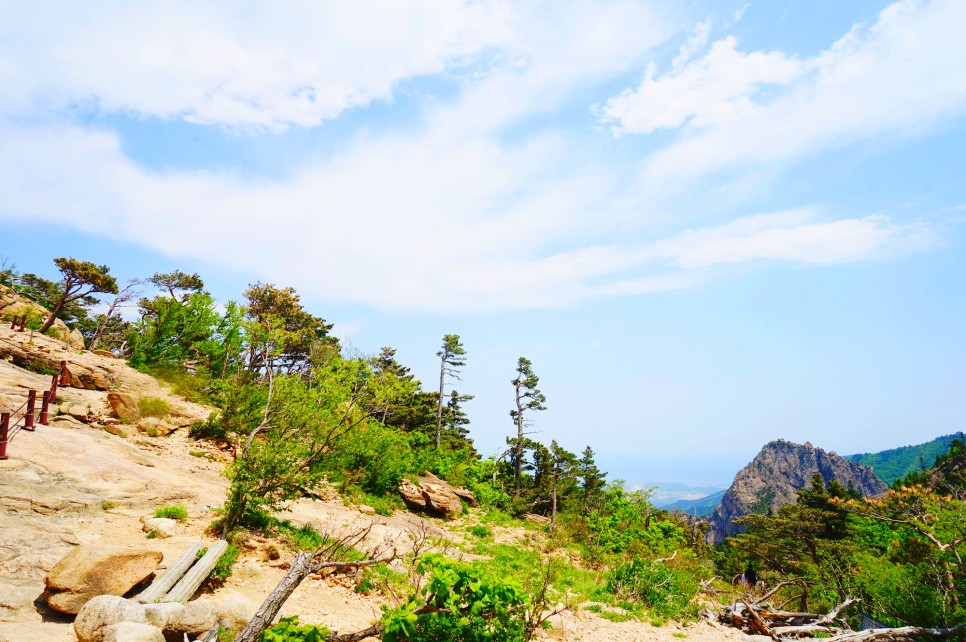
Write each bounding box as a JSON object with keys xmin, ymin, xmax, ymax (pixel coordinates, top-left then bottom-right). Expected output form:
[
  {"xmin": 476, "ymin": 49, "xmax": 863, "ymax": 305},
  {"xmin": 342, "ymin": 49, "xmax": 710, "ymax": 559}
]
[
  {"xmin": 0, "ymin": 118, "xmax": 937, "ymax": 311},
  {"xmin": 650, "ymin": 209, "xmax": 939, "ymax": 269},
  {"xmin": 0, "ymin": 1, "xmax": 953, "ymax": 312},
  {"xmin": 602, "ymin": 35, "xmax": 804, "ymax": 135},
  {"xmin": 0, "ymin": 0, "xmax": 514, "ymax": 129},
  {"xmin": 616, "ymin": 0, "xmax": 966, "ymax": 178}
]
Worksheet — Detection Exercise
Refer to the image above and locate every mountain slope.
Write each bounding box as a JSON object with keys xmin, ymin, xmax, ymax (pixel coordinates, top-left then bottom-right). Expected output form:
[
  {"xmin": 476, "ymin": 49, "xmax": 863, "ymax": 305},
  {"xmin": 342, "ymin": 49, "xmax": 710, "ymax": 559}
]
[
  {"xmin": 663, "ymin": 489, "xmax": 726, "ymax": 517},
  {"xmin": 705, "ymin": 439, "xmax": 887, "ymax": 544},
  {"xmin": 847, "ymin": 433, "xmax": 963, "ymax": 485}
]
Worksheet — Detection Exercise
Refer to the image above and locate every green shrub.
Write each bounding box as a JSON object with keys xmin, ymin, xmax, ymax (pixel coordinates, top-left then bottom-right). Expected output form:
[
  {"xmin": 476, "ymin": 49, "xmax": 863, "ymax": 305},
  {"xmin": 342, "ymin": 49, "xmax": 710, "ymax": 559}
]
[
  {"xmin": 381, "ymin": 554, "xmax": 530, "ymax": 642},
  {"xmin": 138, "ymin": 396, "xmax": 171, "ymax": 418},
  {"xmin": 154, "ymin": 504, "xmax": 189, "ymax": 521},
  {"xmin": 262, "ymin": 616, "xmax": 330, "ymax": 641},
  {"xmin": 101, "ymin": 501, "xmax": 118, "ymax": 511},
  {"xmin": 469, "ymin": 524, "xmax": 492, "ymax": 539},
  {"xmin": 208, "ymin": 544, "xmax": 240, "ymax": 585},
  {"xmin": 606, "ymin": 558, "xmax": 701, "ymax": 621}
]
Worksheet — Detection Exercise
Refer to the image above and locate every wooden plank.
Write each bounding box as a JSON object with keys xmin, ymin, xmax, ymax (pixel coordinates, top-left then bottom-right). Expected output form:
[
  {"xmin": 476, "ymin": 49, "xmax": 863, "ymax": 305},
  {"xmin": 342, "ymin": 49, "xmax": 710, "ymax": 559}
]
[
  {"xmin": 137, "ymin": 540, "xmax": 204, "ymax": 604},
  {"xmin": 164, "ymin": 540, "xmax": 228, "ymax": 603}
]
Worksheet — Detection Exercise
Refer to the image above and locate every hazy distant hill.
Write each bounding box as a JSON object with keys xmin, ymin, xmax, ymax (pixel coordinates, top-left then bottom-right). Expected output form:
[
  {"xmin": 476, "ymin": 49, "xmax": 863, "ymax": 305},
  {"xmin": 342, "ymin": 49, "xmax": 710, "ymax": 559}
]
[
  {"xmin": 706, "ymin": 440, "xmax": 886, "ymax": 544},
  {"xmin": 847, "ymin": 433, "xmax": 963, "ymax": 485},
  {"xmin": 644, "ymin": 482, "xmax": 726, "ymax": 507},
  {"xmin": 662, "ymin": 489, "xmax": 726, "ymax": 517}
]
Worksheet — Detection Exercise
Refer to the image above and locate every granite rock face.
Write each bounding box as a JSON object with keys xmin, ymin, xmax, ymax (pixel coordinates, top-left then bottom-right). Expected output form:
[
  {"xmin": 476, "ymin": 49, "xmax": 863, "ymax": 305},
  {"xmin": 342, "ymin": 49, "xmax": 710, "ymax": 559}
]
[{"xmin": 705, "ymin": 439, "xmax": 887, "ymax": 544}]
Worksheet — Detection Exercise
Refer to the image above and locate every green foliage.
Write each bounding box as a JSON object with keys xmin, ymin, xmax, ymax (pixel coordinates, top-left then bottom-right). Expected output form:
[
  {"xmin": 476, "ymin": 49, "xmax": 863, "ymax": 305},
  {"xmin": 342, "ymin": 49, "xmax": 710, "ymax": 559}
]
[
  {"xmin": 101, "ymin": 501, "xmax": 118, "ymax": 511},
  {"xmin": 261, "ymin": 616, "xmax": 330, "ymax": 641},
  {"xmin": 138, "ymin": 396, "xmax": 171, "ymax": 418},
  {"xmin": 154, "ymin": 504, "xmax": 189, "ymax": 521},
  {"xmin": 849, "ymin": 433, "xmax": 963, "ymax": 485},
  {"xmin": 208, "ymin": 544, "xmax": 240, "ymax": 585},
  {"xmin": 578, "ymin": 485, "xmax": 686, "ymax": 560},
  {"xmin": 325, "ymin": 423, "xmax": 415, "ymax": 495},
  {"xmin": 381, "ymin": 554, "xmax": 529, "ymax": 642},
  {"xmin": 606, "ymin": 558, "xmax": 702, "ymax": 621}
]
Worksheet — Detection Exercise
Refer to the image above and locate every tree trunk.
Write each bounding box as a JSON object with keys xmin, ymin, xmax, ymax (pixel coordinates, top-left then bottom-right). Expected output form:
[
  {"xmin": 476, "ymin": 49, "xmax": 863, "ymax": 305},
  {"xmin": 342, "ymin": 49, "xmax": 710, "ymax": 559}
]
[
  {"xmin": 39, "ymin": 298, "xmax": 66, "ymax": 334},
  {"xmin": 550, "ymin": 472, "xmax": 558, "ymax": 536},
  {"xmin": 514, "ymin": 383, "xmax": 524, "ymax": 495},
  {"xmin": 233, "ymin": 551, "xmax": 316, "ymax": 642},
  {"xmin": 435, "ymin": 356, "xmax": 445, "ymax": 450}
]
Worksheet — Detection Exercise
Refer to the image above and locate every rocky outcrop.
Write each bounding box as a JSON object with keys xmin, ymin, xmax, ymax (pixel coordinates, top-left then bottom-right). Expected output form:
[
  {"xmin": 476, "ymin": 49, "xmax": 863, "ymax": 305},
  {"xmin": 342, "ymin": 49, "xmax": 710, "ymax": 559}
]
[
  {"xmin": 399, "ymin": 474, "xmax": 473, "ymax": 519},
  {"xmin": 44, "ymin": 545, "xmax": 163, "ymax": 614},
  {"xmin": 107, "ymin": 392, "xmax": 141, "ymax": 421},
  {"xmin": 705, "ymin": 439, "xmax": 887, "ymax": 544},
  {"xmin": 0, "ymin": 284, "xmax": 75, "ymax": 346}
]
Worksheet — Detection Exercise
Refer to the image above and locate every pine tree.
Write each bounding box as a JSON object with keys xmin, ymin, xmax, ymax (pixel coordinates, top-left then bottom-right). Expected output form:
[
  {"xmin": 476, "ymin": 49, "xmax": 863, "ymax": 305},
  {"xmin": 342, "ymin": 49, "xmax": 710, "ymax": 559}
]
[
  {"xmin": 510, "ymin": 357, "xmax": 546, "ymax": 495},
  {"xmin": 435, "ymin": 334, "xmax": 466, "ymax": 449}
]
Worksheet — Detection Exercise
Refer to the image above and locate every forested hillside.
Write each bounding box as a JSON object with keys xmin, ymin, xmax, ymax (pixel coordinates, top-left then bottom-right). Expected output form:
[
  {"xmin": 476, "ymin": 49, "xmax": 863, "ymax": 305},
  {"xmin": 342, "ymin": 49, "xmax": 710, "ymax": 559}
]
[{"xmin": 847, "ymin": 433, "xmax": 963, "ymax": 485}]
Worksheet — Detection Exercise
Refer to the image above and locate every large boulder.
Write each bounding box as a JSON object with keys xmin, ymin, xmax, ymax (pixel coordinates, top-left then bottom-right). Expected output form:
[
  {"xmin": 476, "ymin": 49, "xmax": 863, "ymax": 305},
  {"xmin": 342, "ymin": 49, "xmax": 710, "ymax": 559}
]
[
  {"xmin": 398, "ymin": 474, "xmax": 466, "ymax": 519},
  {"xmin": 45, "ymin": 545, "xmax": 163, "ymax": 614},
  {"xmin": 399, "ymin": 479, "xmax": 427, "ymax": 512},
  {"xmin": 107, "ymin": 392, "xmax": 141, "ymax": 422},
  {"xmin": 421, "ymin": 482, "xmax": 463, "ymax": 519},
  {"xmin": 68, "ymin": 328, "xmax": 86, "ymax": 350},
  {"xmin": 74, "ymin": 595, "xmax": 146, "ymax": 642},
  {"xmin": 101, "ymin": 622, "xmax": 164, "ymax": 642},
  {"xmin": 162, "ymin": 600, "xmax": 218, "ymax": 637}
]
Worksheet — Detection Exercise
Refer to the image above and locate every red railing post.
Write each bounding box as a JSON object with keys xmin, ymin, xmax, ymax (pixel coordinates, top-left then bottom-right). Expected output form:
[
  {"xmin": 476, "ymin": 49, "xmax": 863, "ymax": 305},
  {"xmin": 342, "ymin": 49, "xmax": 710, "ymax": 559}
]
[
  {"xmin": 59, "ymin": 361, "xmax": 69, "ymax": 385},
  {"xmin": 25, "ymin": 390, "xmax": 36, "ymax": 431},
  {"xmin": 50, "ymin": 372, "xmax": 59, "ymax": 404},
  {"xmin": 18, "ymin": 315, "xmax": 26, "ymax": 332},
  {"xmin": 0, "ymin": 413, "xmax": 9, "ymax": 460},
  {"xmin": 40, "ymin": 391, "xmax": 49, "ymax": 425},
  {"xmin": 8, "ymin": 317, "xmax": 15, "ymax": 330}
]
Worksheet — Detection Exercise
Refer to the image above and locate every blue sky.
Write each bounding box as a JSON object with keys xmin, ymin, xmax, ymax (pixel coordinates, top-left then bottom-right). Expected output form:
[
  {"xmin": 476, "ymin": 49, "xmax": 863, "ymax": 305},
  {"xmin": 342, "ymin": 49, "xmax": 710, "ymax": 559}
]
[{"xmin": 1, "ymin": 0, "xmax": 964, "ymax": 487}]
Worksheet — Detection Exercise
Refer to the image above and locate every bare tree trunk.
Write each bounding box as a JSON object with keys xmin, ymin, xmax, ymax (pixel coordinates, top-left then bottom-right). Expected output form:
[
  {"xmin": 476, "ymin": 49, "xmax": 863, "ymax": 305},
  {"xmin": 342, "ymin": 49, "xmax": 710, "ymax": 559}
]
[
  {"xmin": 514, "ymin": 382, "xmax": 524, "ymax": 495},
  {"xmin": 549, "ymin": 471, "xmax": 558, "ymax": 536},
  {"xmin": 233, "ymin": 551, "xmax": 316, "ymax": 642},
  {"xmin": 435, "ymin": 356, "xmax": 445, "ymax": 450}
]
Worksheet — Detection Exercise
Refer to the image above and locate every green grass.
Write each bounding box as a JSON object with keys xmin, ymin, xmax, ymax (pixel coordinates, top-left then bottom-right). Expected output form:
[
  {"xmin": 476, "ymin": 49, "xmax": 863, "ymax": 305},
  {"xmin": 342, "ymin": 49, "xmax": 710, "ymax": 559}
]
[
  {"xmin": 154, "ymin": 504, "xmax": 189, "ymax": 521},
  {"xmin": 189, "ymin": 450, "xmax": 206, "ymax": 458},
  {"xmin": 138, "ymin": 396, "xmax": 171, "ymax": 418},
  {"xmin": 600, "ymin": 611, "xmax": 635, "ymax": 623},
  {"xmin": 101, "ymin": 501, "xmax": 118, "ymax": 511}
]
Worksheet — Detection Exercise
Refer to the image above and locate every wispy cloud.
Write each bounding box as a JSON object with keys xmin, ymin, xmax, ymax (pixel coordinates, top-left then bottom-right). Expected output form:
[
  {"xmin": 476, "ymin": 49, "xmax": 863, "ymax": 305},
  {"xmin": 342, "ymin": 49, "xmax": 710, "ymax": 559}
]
[
  {"xmin": 0, "ymin": 1, "xmax": 957, "ymax": 312},
  {"xmin": 605, "ymin": 0, "xmax": 966, "ymax": 180}
]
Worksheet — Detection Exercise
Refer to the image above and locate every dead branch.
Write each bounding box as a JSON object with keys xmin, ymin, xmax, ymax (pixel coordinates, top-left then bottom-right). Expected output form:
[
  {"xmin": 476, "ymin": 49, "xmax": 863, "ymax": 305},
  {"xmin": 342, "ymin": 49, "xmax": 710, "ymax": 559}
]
[
  {"xmin": 232, "ymin": 526, "xmax": 396, "ymax": 642},
  {"xmin": 824, "ymin": 623, "xmax": 966, "ymax": 642}
]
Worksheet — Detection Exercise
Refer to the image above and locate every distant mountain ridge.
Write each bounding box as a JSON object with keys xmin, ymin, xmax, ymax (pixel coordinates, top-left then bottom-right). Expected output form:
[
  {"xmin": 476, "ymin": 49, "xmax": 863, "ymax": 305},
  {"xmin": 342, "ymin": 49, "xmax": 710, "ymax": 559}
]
[
  {"xmin": 705, "ymin": 439, "xmax": 886, "ymax": 544},
  {"xmin": 662, "ymin": 489, "xmax": 725, "ymax": 517},
  {"xmin": 847, "ymin": 433, "xmax": 963, "ymax": 485}
]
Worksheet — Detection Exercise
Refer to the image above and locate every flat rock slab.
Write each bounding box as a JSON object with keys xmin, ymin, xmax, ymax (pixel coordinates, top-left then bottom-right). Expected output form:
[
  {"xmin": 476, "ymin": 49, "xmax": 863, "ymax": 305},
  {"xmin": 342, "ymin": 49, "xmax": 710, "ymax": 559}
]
[{"xmin": 45, "ymin": 545, "xmax": 163, "ymax": 614}]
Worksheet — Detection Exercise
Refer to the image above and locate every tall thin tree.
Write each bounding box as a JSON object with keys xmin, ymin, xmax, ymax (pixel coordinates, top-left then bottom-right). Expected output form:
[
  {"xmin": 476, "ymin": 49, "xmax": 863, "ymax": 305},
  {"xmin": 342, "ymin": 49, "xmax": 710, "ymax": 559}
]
[
  {"xmin": 510, "ymin": 357, "xmax": 546, "ymax": 495},
  {"xmin": 435, "ymin": 334, "xmax": 466, "ymax": 449}
]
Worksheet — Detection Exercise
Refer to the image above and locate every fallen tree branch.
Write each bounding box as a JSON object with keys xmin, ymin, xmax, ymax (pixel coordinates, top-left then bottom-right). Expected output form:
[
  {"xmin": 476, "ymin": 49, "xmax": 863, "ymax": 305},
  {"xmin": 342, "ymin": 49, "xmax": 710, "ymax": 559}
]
[{"xmin": 824, "ymin": 623, "xmax": 966, "ymax": 642}]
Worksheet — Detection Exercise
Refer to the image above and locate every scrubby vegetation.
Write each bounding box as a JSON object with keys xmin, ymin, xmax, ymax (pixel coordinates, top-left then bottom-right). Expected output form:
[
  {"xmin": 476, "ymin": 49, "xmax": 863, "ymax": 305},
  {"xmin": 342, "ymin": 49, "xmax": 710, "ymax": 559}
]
[{"xmin": 5, "ymin": 254, "xmax": 965, "ymax": 639}]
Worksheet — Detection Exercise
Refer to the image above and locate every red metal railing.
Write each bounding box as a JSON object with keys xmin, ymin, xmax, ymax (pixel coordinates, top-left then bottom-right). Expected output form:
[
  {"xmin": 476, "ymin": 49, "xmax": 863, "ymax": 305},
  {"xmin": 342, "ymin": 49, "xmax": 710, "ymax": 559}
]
[
  {"xmin": 8, "ymin": 314, "xmax": 27, "ymax": 332},
  {"xmin": 0, "ymin": 363, "xmax": 62, "ymax": 460}
]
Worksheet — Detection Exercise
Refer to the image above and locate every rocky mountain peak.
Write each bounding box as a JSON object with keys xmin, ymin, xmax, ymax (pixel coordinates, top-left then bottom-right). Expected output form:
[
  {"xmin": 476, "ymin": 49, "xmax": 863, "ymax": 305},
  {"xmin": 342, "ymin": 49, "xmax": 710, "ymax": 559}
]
[{"xmin": 705, "ymin": 439, "xmax": 887, "ymax": 544}]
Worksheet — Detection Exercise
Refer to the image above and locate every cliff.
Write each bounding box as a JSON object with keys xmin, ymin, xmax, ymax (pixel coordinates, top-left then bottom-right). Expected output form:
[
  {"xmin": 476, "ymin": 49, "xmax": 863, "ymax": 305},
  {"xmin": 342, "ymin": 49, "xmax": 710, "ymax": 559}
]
[{"xmin": 705, "ymin": 439, "xmax": 887, "ymax": 544}]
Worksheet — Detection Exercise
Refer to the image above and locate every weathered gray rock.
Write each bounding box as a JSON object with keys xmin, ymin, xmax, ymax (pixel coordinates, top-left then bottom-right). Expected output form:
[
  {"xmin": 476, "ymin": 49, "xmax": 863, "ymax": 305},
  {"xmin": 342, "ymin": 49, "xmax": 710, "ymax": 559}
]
[
  {"xmin": 163, "ymin": 600, "xmax": 218, "ymax": 636},
  {"xmin": 74, "ymin": 595, "xmax": 146, "ymax": 642},
  {"xmin": 141, "ymin": 517, "xmax": 177, "ymax": 539},
  {"xmin": 45, "ymin": 545, "xmax": 163, "ymax": 614},
  {"xmin": 143, "ymin": 602, "xmax": 183, "ymax": 628},
  {"xmin": 211, "ymin": 593, "xmax": 257, "ymax": 631},
  {"xmin": 399, "ymin": 479, "xmax": 427, "ymax": 512},
  {"xmin": 101, "ymin": 622, "xmax": 164, "ymax": 642},
  {"xmin": 107, "ymin": 392, "xmax": 140, "ymax": 421},
  {"xmin": 705, "ymin": 439, "xmax": 888, "ymax": 544}
]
